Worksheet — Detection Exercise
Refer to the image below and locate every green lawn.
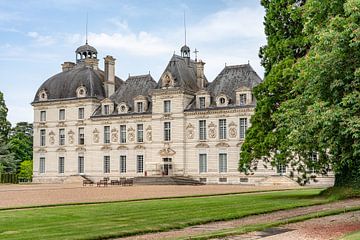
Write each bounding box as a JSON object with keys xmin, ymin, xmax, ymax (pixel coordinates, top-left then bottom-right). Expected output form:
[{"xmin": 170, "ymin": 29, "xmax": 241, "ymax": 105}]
[
  {"xmin": 341, "ymin": 230, "xmax": 360, "ymax": 240},
  {"xmin": 0, "ymin": 189, "xmax": 327, "ymax": 240}
]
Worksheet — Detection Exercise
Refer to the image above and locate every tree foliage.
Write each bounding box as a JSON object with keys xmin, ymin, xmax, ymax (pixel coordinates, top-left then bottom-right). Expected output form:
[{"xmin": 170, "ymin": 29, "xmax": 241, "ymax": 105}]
[
  {"xmin": 9, "ymin": 122, "xmax": 33, "ymax": 165},
  {"xmin": 241, "ymin": 0, "xmax": 360, "ymax": 187},
  {"xmin": 0, "ymin": 92, "xmax": 11, "ymax": 140},
  {"xmin": 18, "ymin": 160, "xmax": 33, "ymax": 180}
]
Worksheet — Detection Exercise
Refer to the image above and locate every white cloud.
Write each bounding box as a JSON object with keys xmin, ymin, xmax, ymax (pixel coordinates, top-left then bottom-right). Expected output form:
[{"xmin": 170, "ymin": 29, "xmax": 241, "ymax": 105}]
[
  {"xmin": 27, "ymin": 31, "xmax": 56, "ymax": 46},
  {"xmin": 88, "ymin": 32, "xmax": 174, "ymax": 56}
]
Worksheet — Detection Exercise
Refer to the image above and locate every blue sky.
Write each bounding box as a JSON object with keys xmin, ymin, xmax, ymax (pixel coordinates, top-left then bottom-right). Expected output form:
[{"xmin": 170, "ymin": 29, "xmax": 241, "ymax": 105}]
[{"xmin": 0, "ymin": 0, "xmax": 266, "ymax": 124}]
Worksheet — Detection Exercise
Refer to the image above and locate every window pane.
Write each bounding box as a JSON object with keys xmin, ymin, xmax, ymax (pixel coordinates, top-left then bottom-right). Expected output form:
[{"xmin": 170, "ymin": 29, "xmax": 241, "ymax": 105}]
[
  {"xmin": 164, "ymin": 100, "xmax": 171, "ymax": 113},
  {"xmin": 219, "ymin": 119, "xmax": 227, "ymax": 139},
  {"xmin": 120, "ymin": 156, "xmax": 127, "ymax": 173},
  {"xmin": 40, "ymin": 111, "xmax": 46, "ymax": 122},
  {"xmin": 137, "ymin": 124, "xmax": 143, "ymax": 142},
  {"xmin": 137, "ymin": 102, "xmax": 143, "ymax": 112},
  {"xmin": 78, "ymin": 127, "xmax": 84, "ymax": 145},
  {"xmin": 104, "ymin": 105, "xmax": 110, "ymax": 115},
  {"xmin": 104, "ymin": 156, "xmax": 110, "ymax": 173},
  {"xmin": 78, "ymin": 108, "xmax": 84, "ymax": 119},
  {"xmin": 199, "ymin": 154, "xmax": 207, "ymax": 173},
  {"xmin": 137, "ymin": 155, "xmax": 144, "ymax": 173},
  {"xmin": 58, "ymin": 157, "xmax": 64, "ymax": 174},
  {"xmin": 199, "ymin": 120, "xmax": 206, "ymax": 140},
  {"xmin": 219, "ymin": 153, "xmax": 227, "ymax": 173},
  {"xmin": 59, "ymin": 129, "xmax": 65, "ymax": 145},
  {"xmin": 78, "ymin": 156, "xmax": 84, "ymax": 174},
  {"xmin": 59, "ymin": 109, "xmax": 65, "ymax": 120},
  {"xmin": 240, "ymin": 94, "xmax": 247, "ymax": 105},
  {"xmin": 39, "ymin": 157, "xmax": 45, "ymax": 173},
  {"xmin": 40, "ymin": 129, "xmax": 46, "ymax": 146},
  {"xmin": 164, "ymin": 122, "xmax": 171, "ymax": 141},
  {"xmin": 199, "ymin": 97, "xmax": 206, "ymax": 109},
  {"xmin": 104, "ymin": 126, "xmax": 110, "ymax": 143},
  {"xmin": 239, "ymin": 118, "xmax": 248, "ymax": 139},
  {"xmin": 120, "ymin": 125, "xmax": 126, "ymax": 143}
]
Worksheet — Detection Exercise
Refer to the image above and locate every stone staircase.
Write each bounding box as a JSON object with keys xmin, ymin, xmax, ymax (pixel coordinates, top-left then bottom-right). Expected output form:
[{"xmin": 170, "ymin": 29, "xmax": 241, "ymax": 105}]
[
  {"xmin": 63, "ymin": 175, "xmax": 95, "ymax": 184},
  {"xmin": 134, "ymin": 176, "xmax": 204, "ymax": 185},
  {"xmin": 257, "ymin": 175, "xmax": 300, "ymax": 187}
]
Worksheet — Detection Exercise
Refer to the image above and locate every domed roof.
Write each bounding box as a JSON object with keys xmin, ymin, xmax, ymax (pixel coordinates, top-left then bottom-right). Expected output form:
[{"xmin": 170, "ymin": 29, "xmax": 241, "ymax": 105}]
[
  {"xmin": 180, "ymin": 45, "xmax": 190, "ymax": 53},
  {"xmin": 33, "ymin": 66, "xmax": 122, "ymax": 102},
  {"xmin": 76, "ymin": 43, "xmax": 98, "ymax": 54}
]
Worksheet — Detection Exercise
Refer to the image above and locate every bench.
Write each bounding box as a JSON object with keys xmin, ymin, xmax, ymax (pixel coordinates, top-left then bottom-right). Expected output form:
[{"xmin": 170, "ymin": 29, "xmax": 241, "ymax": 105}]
[
  {"xmin": 110, "ymin": 179, "xmax": 120, "ymax": 185},
  {"xmin": 96, "ymin": 179, "xmax": 108, "ymax": 187},
  {"xmin": 83, "ymin": 179, "xmax": 93, "ymax": 186},
  {"xmin": 122, "ymin": 178, "xmax": 133, "ymax": 186}
]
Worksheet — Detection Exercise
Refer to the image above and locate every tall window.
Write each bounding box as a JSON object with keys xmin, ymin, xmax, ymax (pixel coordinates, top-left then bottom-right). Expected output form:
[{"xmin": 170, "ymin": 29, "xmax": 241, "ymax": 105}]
[
  {"xmin": 164, "ymin": 122, "xmax": 171, "ymax": 141},
  {"xmin": 120, "ymin": 156, "xmax": 127, "ymax": 173},
  {"xmin": 104, "ymin": 105, "xmax": 110, "ymax": 115},
  {"xmin": 104, "ymin": 156, "xmax": 110, "ymax": 173},
  {"xmin": 199, "ymin": 120, "xmax": 206, "ymax": 140},
  {"xmin": 78, "ymin": 107, "xmax": 84, "ymax": 119},
  {"xmin": 199, "ymin": 97, "xmax": 206, "ymax": 109},
  {"xmin": 219, "ymin": 119, "xmax": 227, "ymax": 140},
  {"xmin": 58, "ymin": 157, "xmax": 65, "ymax": 174},
  {"xmin": 239, "ymin": 118, "xmax": 248, "ymax": 139},
  {"xmin": 137, "ymin": 102, "xmax": 143, "ymax": 113},
  {"xmin": 78, "ymin": 127, "xmax": 85, "ymax": 145},
  {"xmin": 40, "ymin": 111, "xmax": 46, "ymax": 122},
  {"xmin": 164, "ymin": 100, "xmax": 171, "ymax": 113},
  {"xmin": 78, "ymin": 156, "xmax": 84, "ymax": 174},
  {"xmin": 104, "ymin": 126, "xmax": 110, "ymax": 144},
  {"xmin": 239, "ymin": 94, "xmax": 247, "ymax": 105},
  {"xmin": 137, "ymin": 124, "xmax": 143, "ymax": 142},
  {"xmin": 120, "ymin": 125, "xmax": 126, "ymax": 143},
  {"xmin": 59, "ymin": 128, "xmax": 65, "ymax": 145},
  {"xmin": 137, "ymin": 155, "xmax": 144, "ymax": 173},
  {"xmin": 199, "ymin": 154, "xmax": 207, "ymax": 173},
  {"xmin": 59, "ymin": 109, "xmax": 65, "ymax": 121},
  {"xmin": 40, "ymin": 129, "xmax": 46, "ymax": 146},
  {"xmin": 219, "ymin": 153, "xmax": 227, "ymax": 173},
  {"xmin": 277, "ymin": 165, "xmax": 286, "ymax": 175},
  {"xmin": 39, "ymin": 157, "xmax": 45, "ymax": 173}
]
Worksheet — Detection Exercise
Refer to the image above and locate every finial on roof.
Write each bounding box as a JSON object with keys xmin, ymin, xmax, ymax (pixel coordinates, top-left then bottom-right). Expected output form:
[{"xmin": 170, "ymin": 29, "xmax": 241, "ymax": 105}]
[
  {"xmin": 225, "ymin": 62, "xmax": 227, "ymax": 67},
  {"xmin": 194, "ymin": 48, "xmax": 199, "ymax": 62},
  {"xmin": 184, "ymin": 10, "xmax": 187, "ymax": 46},
  {"xmin": 248, "ymin": 60, "xmax": 250, "ymax": 64},
  {"xmin": 86, "ymin": 12, "xmax": 88, "ymax": 45},
  {"xmin": 180, "ymin": 11, "xmax": 190, "ymax": 58}
]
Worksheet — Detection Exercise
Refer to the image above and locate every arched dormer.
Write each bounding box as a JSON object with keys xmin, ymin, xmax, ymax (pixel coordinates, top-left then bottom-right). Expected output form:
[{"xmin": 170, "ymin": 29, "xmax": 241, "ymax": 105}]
[
  {"xmin": 76, "ymin": 85, "xmax": 87, "ymax": 98},
  {"xmin": 38, "ymin": 89, "xmax": 48, "ymax": 101},
  {"xmin": 117, "ymin": 102, "xmax": 128, "ymax": 114},
  {"xmin": 133, "ymin": 95, "xmax": 148, "ymax": 113},
  {"xmin": 216, "ymin": 94, "xmax": 229, "ymax": 107}
]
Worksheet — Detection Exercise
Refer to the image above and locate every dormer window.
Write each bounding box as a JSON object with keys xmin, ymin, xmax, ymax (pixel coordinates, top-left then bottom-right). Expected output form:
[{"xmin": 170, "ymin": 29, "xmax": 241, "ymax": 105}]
[
  {"xmin": 199, "ymin": 97, "xmax": 205, "ymax": 109},
  {"xmin": 76, "ymin": 86, "xmax": 87, "ymax": 98},
  {"xmin": 104, "ymin": 105, "xmax": 110, "ymax": 115},
  {"xmin": 118, "ymin": 103, "xmax": 128, "ymax": 114},
  {"xmin": 137, "ymin": 102, "xmax": 143, "ymax": 113},
  {"xmin": 216, "ymin": 94, "xmax": 229, "ymax": 107},
  {"xmin": 239, "ymin": 94, "xmax": 247, "ymax": 105},
  {"xmin": 38, "ymin": 90, "xmax": 47, "ymax": 101}
]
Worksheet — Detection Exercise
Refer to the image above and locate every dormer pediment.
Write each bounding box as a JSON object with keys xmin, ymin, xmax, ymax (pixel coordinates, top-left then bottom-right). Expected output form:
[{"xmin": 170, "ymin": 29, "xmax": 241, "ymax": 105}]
[
  {"xmin": 100, "ymin": 98, "xmax": 113, "ymax": 104},
  {"xmin": 133, "ymin": 95, "xmax": 147, "ymax": 101},
  {"xmin": 236, "ymin": 86, "xmax": 251, "ymax": 92},
  {"xmin": 196, "ymin": 89, "xmax": 210, "ymax": 96}
]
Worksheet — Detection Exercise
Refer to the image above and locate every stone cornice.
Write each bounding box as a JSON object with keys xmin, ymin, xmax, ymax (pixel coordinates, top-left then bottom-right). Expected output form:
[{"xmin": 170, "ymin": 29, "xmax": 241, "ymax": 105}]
[
  {"xmin": 32, "ymin": 97, "xmax": 100, "ymax": 107},
  {"xmin": 184, "ymin": 107, "xmax": 254, "ymax": 116}
]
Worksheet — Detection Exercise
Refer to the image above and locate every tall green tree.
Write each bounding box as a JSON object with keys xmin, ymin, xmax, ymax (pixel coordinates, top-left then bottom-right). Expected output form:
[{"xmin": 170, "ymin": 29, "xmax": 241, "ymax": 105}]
[
  {"xmin": 0, "ymin": 91, "xmax": 11, "ymax": 140},
  {"xmin": 0, "ymin": 135, "xmax": 16, "ymax": 173},
  {"xmin": 240, "ymin": 0, "xmax": 308, "ymax": 173},
  {"xmin": 9, "ymin": 122, "xmax": 33, "ymax": 166}
]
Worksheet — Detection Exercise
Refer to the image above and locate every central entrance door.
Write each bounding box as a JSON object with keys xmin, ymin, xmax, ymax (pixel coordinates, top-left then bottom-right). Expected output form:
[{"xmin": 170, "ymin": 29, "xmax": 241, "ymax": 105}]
[{"xmin": 163, "ymin": 158, "xmax": 172, "ymax": 176}]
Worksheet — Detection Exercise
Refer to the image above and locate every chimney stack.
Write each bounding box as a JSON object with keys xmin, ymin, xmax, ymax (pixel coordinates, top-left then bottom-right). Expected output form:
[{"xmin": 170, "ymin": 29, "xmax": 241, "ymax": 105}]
[
  {"xmin": 61, "ymin": 62, "xmax": 75, "ymax": 72},
  {"xmin": 104, "ymin": 55, "xmax": 116, "ymax": 97},
  {"xmin": 196, "ymin": 60, "xmax": 205, "ymax": 89}
]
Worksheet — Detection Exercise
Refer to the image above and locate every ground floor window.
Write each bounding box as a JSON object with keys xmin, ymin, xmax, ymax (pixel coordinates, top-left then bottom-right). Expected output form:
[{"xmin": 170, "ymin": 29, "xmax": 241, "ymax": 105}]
[
  {"xmin": 104, "ymin": 156, "xmax": 110, "ymax": 173},
  {"xmin": 120, "ymin": 156, "xmax": 126, "ymax": 173},
  {"xmin": 137, "ymin": 155, "xmax": 144, "ymax": 173},
  {"xmin": 78, "ymin": 156, "xmax": 84, "ymax": 174},
  {"xmin": 58, "ymin": 157, "xmax": 64, "ymax": 174},
  {"xmin": 277, "ymin": 164, "xmax": 286, "ymax": 174},
  {"xmin": 219, "ymin": 153, "xmax": 227, "ymax": 173},
  {"xmin": 39, "ymin": 157, "xmax": 45, "ymax": 173},
  {"xmin": 199, "ymin": 154, "xmax": 207, "ymax": 173}
]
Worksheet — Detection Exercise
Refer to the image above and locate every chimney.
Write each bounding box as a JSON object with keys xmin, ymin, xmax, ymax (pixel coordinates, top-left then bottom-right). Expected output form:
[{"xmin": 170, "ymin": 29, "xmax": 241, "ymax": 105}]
[
  {"xmin": 196, "ymin": 60, "xmax": 205, "ymax": 89},
  {"xmin": 61, "ymin": 62, "xmax": 75, "ymax": 72},
  {"xmin": 104, "ymin": 55, "xmax": 116, "ymax": 97}
]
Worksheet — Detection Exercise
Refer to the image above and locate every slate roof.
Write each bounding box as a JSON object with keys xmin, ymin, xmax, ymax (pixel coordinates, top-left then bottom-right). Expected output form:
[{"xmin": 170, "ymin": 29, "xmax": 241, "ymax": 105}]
[
  {"xmin": 206, "ymin": 64, "xmax": 262, "ymax": 104},
  {"xmin": 110, "ymin": 74, "xmax": 157, "ymax": 111},
  {"xmin": 33, "ymin": 66, "xmax": 123, "ymax": 102},
  {"xmin": 156, "ymin": 54, "xmax": 208, "ymax": 92}
]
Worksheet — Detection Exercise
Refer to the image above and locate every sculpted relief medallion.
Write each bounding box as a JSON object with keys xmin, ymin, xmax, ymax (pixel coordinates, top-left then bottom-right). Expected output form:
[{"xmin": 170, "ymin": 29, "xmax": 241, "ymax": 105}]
[
  {"xmin": 208, "ymin": 122, "xmax": 216, "ymax": 139},
  {"xmin": 128, "ymin": 127, "xmax": 135, "ymax": 142},
  {"xmin": 68, "ymin": 130, "xmax": 75, "ymax": 144},
  {"xmin": 146, "ymin": 125, "xmax": 152, "ymax": 142},
  {"xmin": 186, "ymin": 123, "xmax": 194, "ymax": 139},
  {"xmin": 49, "ymin": 131, "xmax": 55, "ymax": 145},
  {"xmin": 111, "ymin": 128, "xmax": 118, "ymax": 142},
  {"xmin": 93, "ymin": 128, "xmax": 99, "ymax": 143},
  {"xmin": 229, "ymin": 121, "xmax": 237, "ymax": 138}
]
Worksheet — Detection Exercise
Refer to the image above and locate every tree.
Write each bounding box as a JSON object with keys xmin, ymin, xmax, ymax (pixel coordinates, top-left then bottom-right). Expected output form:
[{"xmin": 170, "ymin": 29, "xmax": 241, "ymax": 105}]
[
  {"xmin": 0, "ymin": 91, "xmax": 11, "ymax": 140},
  {"xmin": 0, "ymin": 135, "xmax": 16, "ymax": 173},
  {"xmin": 18, "ymin": 160, "xmax": 33, "ymax": 181},
  {"xmin": 9, "ymin": 122, "xmax": 33, "ymax": 166},
  {"xmin": 240, "ymin": 0, "xmax": 308, "ymax": 174}
]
